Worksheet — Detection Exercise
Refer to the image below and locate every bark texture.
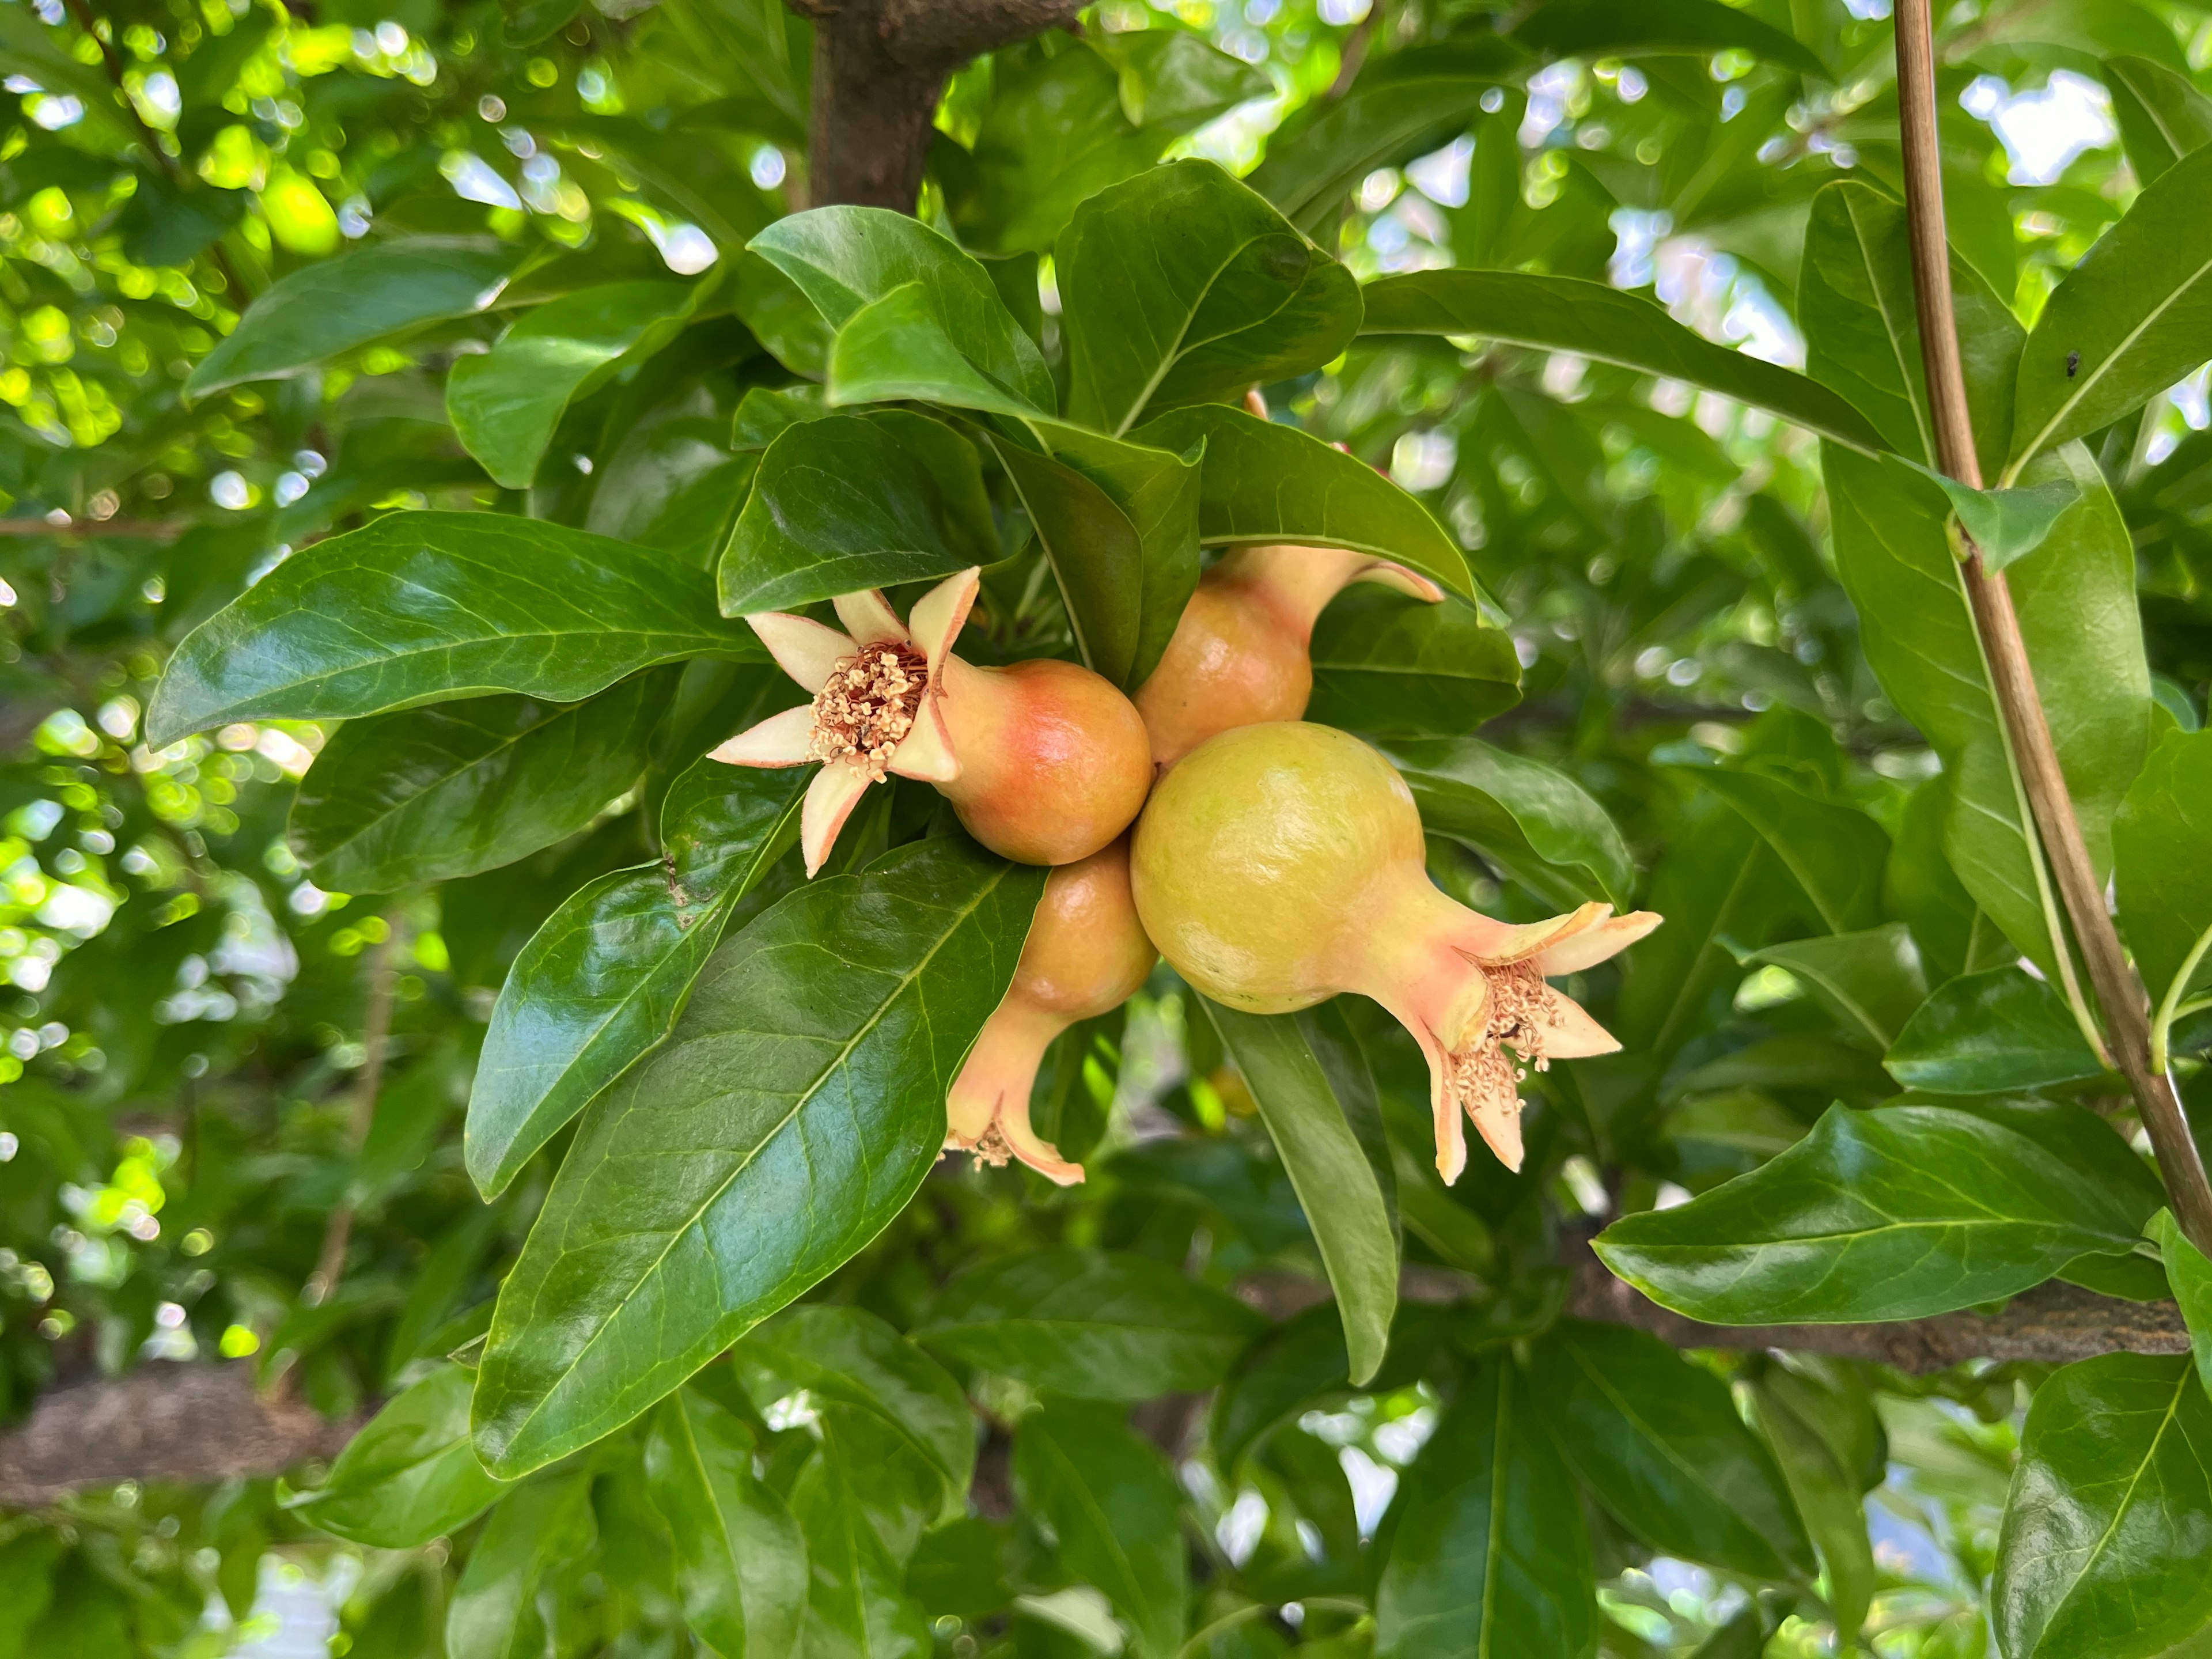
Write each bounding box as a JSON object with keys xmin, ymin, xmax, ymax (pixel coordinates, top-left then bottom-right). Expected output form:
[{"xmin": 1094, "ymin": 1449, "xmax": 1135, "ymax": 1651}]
[{"xmin": 789, "ymin": 0, "xmax": 1087, "ymax": 208}]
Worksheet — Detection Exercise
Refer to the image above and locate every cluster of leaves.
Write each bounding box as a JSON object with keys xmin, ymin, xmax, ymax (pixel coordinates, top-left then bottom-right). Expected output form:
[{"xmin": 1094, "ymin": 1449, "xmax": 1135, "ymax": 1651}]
[{"xmin": 5, "ymin": 0, "xmax": 2212, "ymax": 1655}]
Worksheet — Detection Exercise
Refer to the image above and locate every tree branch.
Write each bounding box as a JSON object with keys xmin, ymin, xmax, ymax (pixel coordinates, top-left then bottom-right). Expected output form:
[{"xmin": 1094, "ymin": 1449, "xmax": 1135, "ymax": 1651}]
[
  {"xmin": 0, "ymin": 1362, "xmax": 355, "ymax": 1508},
  {"xmin": 1891, "ymin": 0, "xmax": 2212, "ymax": 1252},
  {"xmin": 791, "ymin": 0, "xmax": 1086, "ymax": 209}
]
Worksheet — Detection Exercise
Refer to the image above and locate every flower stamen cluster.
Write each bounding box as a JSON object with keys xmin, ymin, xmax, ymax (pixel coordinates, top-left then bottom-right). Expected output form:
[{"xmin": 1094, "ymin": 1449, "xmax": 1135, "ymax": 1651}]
[
  {"xmin": 809, "ymin": 641, "xmax": 927, "ymax": 782},
  {"xmin": 1451, "ymin": 959, "xmax": 1567, "ymax": 1135}
]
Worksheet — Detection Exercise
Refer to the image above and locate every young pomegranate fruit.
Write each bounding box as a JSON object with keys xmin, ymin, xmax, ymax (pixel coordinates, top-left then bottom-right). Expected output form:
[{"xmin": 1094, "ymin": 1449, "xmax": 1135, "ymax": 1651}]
[
  {"xmin": 1134, "ymin": 544, "xmax": 1444, "ymax": 768},
  {"xmin": 944, "ymin": 835, "xmax": 1156, "ymax": 1185},
  {"xmin": 1130, "ymin": 721, "xmax": 1660, "ymax": 1181},
  {"xmin": 713, "ymin": 569, "xmax": 1153, "ymax": 874}
]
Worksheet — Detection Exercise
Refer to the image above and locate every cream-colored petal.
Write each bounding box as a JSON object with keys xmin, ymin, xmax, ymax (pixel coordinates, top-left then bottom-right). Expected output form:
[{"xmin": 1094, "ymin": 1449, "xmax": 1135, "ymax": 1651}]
[
  {"xmin": 1532, "ymin": 910, "xmax": 1664, "ymax": 976},
  {"xmin": 1532, "ymin": 991, "xmax": 1622, "ymax": 1060},
  {"xmin": 887, "ymin": 697, "xmax": 961, "ymax": 783},
  {"xmin": 709, "ymin": 704, "xmax": 816, "ymax": 767},
  {"xmin": 833, "ymin": 589, "xmax": 909, "ymax": 646},
  {"xmin": 749, "ymin": 612, "xmax": 856, "ymax": 694},
  {"xmin": 1467, "ymin": 1088, "xmax": 1526, "ymax": 1174},
  {"xmin": 908, "ymin": 567, "xmax": 980, "ymax": 675},
  {"xmin": 1350, "ymin": 557, "xmax": 1445, "ymax": 604},
  {"xmin": 800, "ymin": 763, "xmax": 872, "ymax": 877},
  {"xmin": 1455, "ymin": 902, "xmax": 1611, "ymax": 968},
  {"xmin": 998, "ymin": 1104, "xmax": 1086, "ymax": 1187}
]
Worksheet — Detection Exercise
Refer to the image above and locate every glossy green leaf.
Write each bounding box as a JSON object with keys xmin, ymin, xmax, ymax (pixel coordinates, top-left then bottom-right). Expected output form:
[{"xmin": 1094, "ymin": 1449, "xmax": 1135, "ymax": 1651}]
[
  {"xmin": 2150, "ymin": 1210, "xmax": 2212, "ymax": 1401},
  {"xmin": 787, "ymin": 1446, "xmax": 934, "ymax": 1657},
  {"xmin": 991, "ymin": 440, "xmax": 1143, "ymax": 690},
  {"xmin": 1825, "ymin": 442, "xmax": 2148, "ymax": 978},
  {"xmin": 1306, "ymin": 588, "xmax": 1522, "ymax": 740},
  {"xmin": 1743, "ymin": 924, "xmax": 1927, "ymax": 1052},
  {"xmin": 1251, "ymin": 47, "xmax": 1517, "ymax": 234},
  {"xmin": 187, "ymin": 237, "xmax": 520, "ymax": 398},
  {"xmin": 1529, "ymin": 1321, "xmax": 1813, "ymax": 1580},
  {"xmin": 1689, "ymin": 767, "xmax": 1891, "ymax": 934},
  {"xmin": 1885, "ymin": 968, "xmax": 2107, "ymax": 1094},
  {"xmin": 1361, "ymin": 269, "xmax": 1888, "ymax": 453},
  {"xmin": 2105, "ymin": 56, "xmax": 2212, "ymax": 185},
  {"xmin": 448, "ymin": 280, "xmax": 698, "ymax": 488},
  {"xmin": 2116, "ymin": 730, "xmax": 2212, "ymax": 1050},
  {"xmin": 1133, "ymin": 405, "xmax": 1475, "ymax": 599},
  {"xmin": 1209, "ymin": 1304, "xmax": 1355, "ymax": 1475},
  {"xmin": 827, "ymin": 281, "xmax": 1050, "ymax": 419},
  {"xmin": 1384, "ymin": 734, "xmax": 1634, "ymax": 910},
  {"xmin": 1374, "ymin": 1358, "xmax": 1595, "ymax": 1659},
  {"xmin": 717, "ymin": 411, "xmax": 998, "ymax": 617},
  {"xmin": 472, "ymin": 836, "xmax": 1046, "ymax": 1477},
  {"xmin": 148, "ymin": 511, "xmax": 757, "ymax": 746},
  {"xmin": 1059, "ymin": 160, "xmax": 1360, "ymax": 436},
  {"xmin": 466, "ymin": 756, "xmax": 808, "ymax": 1199},
  {"xmin": 1204, "ymin": 999, "xmax": 1398, "ymax": 1387},
  {"xmin": 1798, "ymin": 179, "xmax": 2023, "ymax": 480},
  {"xmin": 1510, "ymin": 0, "xmax": 1827, "ymax": 78},
  {"xmin": 1748, "ymin": 1365, "xmax": 1877, "ymax": 1643},
  {"xmin": 643, "ymin": 1386, "xmax": 809, "ymax": 1659},
  {"xmin": 1594, "ymin": 1103, "xmax": 2149, "ymax": 1324},
  {"xmin": 284, "ymin": 1367, "xmax": 508, "ymax": 1548},
  {"xmin": 1995, "ymin": 1353, "xmax": 2212, "ymax": 1659},
  {"xmin": 1923, "ymin": 472, "xmax": 2082, "ymax": 574},
  {"xmin": 1014, "ymin": 1401, "xmax": 1188, "ymax": 1659},
  {"xmin": 749, "ymin": 206, "xmax": 1054, "ymax": 412},
  {"xmin": 445, "ymin": 1470, "xmax": 596, "ymax": 1659},
  {"xmin": 2010, "ymin": 145, "xmax": 2212, "ymax": 475},
  {"xmin": 741, "ymin": 1305, "xmax": 975, "ymax": 1505},
  {"xmin": 554, "ymin": 116, "xmax": 777, "ymax": 250},
  {"xmin": 290, "ymin": 677, "xmax": 664, "ymax": 894},
  {"xmin": 912, "ymin": 1246, "xmax": 1266, "ymax": 1399}
]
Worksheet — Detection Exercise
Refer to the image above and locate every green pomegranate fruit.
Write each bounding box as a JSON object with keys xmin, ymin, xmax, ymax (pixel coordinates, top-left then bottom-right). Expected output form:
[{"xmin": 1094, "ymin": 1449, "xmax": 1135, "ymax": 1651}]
[
  {"xmin": 945, "ymin": 836, "xmax": 1156, "ymax": 1184},
  {"xmin": 1130, "ymin": 721, "xmax": 1660, "ymax": 1180},
  {"xmin": 1133, "ymin": 544, "xmax": 1442, "ymax": 769}
]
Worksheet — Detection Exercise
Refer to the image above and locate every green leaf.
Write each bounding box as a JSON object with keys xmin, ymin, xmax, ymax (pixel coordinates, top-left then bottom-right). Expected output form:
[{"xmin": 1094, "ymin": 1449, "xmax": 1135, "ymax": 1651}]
[
  {"xmin": 1742, "ymin": 925, "xmax": 1928, "ymax": 1052},
  {"xmin": 1593, "ymin": 1103, "xmax": 2149, "ymax": 1324},
  {"xmin": 1510, "ymin": 0, "xmax": 1827, "ymax": 78},
  {"xmin": 2116, "ymin": 730, "xmax": 2212, "ymax": 1052},
  {"xmin": 1250, "ymin": 47, "xmax": 1517, "ymax": 234},
  {"xmin": 1825, "ymin": 442, "xmax": 2149, "ymax": 978},
  {"xmin": 283, "ymin": 1367, "xmax": 508, "ymax": 1548},
  {"xmin": 1922, "ymin": 472, "xmax": 2083, "ymax": 574},
  {"xmin": 2008, "ymin": 142, "xmax": 2212, "ymax": 476},
  {"xmin": 1360, "ymin": 269, "xmax": 1889, "ymax": 454},
  {"xmin": 1374, "ymin": 1358, "xmax": 1596, "ymax": 1659},
  {"xmin": 741, "ymin": 1305, "xmax": 976, "ymax": 1506},
  {"xmin": 789, "ymin": 1438, "xmax": 935, "ymax": 1657},
  {"xmin": 2150, "ymin": 1210, "xmax": 2212, "ymax": 1402},
  {"xmin": 1132, "ymin": 405, "xmax": 1475, "ymax": 600},
  {"xmin": 446, "ymin": 1472, "xmax": 597, "ymax": 1659},
  {"xmin": 553, "ymin": 116, "xmax": 778, "ymax": 251},
  {"xmin": 448, "ymin": 280, "xmax": 699, "ymax": 489},
  {"xmin": 1884, "ymin": 967, "xmax": 2107, "ymax": 1094},
  {"xmin": 471, "ymin": 836, "xmax": 1046, "ymax": 1478},
  {"xmin": 1208, "ymin": 1303, "xmax": 1355, "ymax": 1475},
  {"xmin": 1995, "ymin": 1353, "xmax": 2212, "ymax": 1659},
  {"xmin": 1059, "ymin": 159, "xmax": 1360, "ymax": 437},
  {"xmin": 1013, "ymin": 1401, "xmax": 1188, "ymax": 1659},
  {"xmin": 749, "ymin": 205, "xmax": 1054, "ymax": 412},
  {"xmin": 148, "ymin": 512, "xmax": 757, "ymax": 746},
  {"xmin": 1203, "ymin": 999, "xmax": 1399, "ymax": 1387},
  {"xmin": 642, "ymin": 1386, "xmax": 809, "ymax": 1659},
  {"xmin": 289, "ymin": 677, "xmax": 665, "ymax": 895},
  {"xmin": 187, "ymin": 237, "xmax": 520, "ymax": 398},
  {"xmin": 1528, "ymin": 1321, "xmax": 1814, "ymax": 1581},
  {"xmin": 827, "ymin": 281, "xmax": 1051, "ymax": 419},
  {"xmin": 1383, "ymin": 735, "xmax": 1634, "ymax": 910},
  {"xmin": 990, "ymin": 440, "xmax": 1144, "ymax": 691},
  {"xmin": 2105, "ymin": 56, "xmax": 2212, "ymax": 186},
  {"xmin": 465, "ymin": 756, "xmax": 808, "ymax": 1199},
  {"xmin": 1306, "ymin": 588, "xmax": 1522, "ymax": 740},
  {"xmin": 1687, "ymin": 767, "xmax": 1891, "ymax": 934},
  {"xmin": 912, "ymin": 1246, "xmax": 1266, "ymax": 1399},
  {"xmin": 1747, "ymin": 1365, "xmax": 1877, "ymax": 1643},
  {"xmin": 717, "ymin": 411, "xmax": 998, "ymax": 617}
]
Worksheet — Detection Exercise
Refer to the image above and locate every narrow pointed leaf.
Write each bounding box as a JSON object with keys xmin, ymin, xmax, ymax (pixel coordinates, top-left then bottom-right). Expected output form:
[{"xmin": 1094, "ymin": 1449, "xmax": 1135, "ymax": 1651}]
[
  {"xmin": 1510, "ymin": 0, "xmax": 1827, "ymax": 78},
  {"xmin": 445, "ymin": 1471, "xmax": 596, "ymax": 1659},
  {"xmin": 283, "ymin": 1367, "xmax": 509, "ymax": 1548},
  {"xmin": 1688, "ymin": 767, "xmax": 1891, "ymax": 934},
  {"xmin": 2105, "ymin": 55, "xmax": 2212, "ymax": 185},
  {"xmin": 1743, "ymin": 925, "xmax": 1927, "ymax": 1052},
  {"xmin": 1384, "ymin": 734, "xmax": 1634, "ymax": 910},
  {"xmin": 1013, "ymin": 1402, "xmax": 1188, "ymax": 1659}
]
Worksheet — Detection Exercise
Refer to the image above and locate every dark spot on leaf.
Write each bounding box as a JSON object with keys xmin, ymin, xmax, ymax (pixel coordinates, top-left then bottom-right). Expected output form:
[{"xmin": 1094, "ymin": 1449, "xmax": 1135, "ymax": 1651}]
[{"xmin": 2066, "ymin": 350, "xmax": 2080, "ymax": 378}]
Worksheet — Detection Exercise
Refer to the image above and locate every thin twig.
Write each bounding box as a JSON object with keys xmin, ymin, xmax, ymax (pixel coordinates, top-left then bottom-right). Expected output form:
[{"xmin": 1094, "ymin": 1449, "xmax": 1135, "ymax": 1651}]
[
  {"xmin": 305, "ymin": 931, "xmax": 399, "ymax": 1304},
  {"xmin": 1892, "ymin": 0, "xmax": 2212, "ymax": 1252}
]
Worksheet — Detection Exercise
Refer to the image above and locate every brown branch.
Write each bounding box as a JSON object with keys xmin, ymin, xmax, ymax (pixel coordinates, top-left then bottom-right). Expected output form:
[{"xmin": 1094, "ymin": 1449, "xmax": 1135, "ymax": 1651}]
[
  {"xmin": 791, "ymin": 0, "xmax": 1086, "ymax": 209},
  {"xmin": 0, "ymin": 1362, "xmax": 355, "ymax": 1508},
  {"xmin": 305, "ymin": 931, "xmax": 399, "ymax": 1305},
  {"xmin": 1892, "ymin": 0, "xmax": 2212, "ymax": 1252}
]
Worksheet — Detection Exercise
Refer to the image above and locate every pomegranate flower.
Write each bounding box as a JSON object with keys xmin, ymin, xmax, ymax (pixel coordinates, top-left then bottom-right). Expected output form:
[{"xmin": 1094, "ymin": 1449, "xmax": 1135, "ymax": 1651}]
[{"xmin": 711, "ymin": 570, "xmax": 978, "ymax": 877}]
